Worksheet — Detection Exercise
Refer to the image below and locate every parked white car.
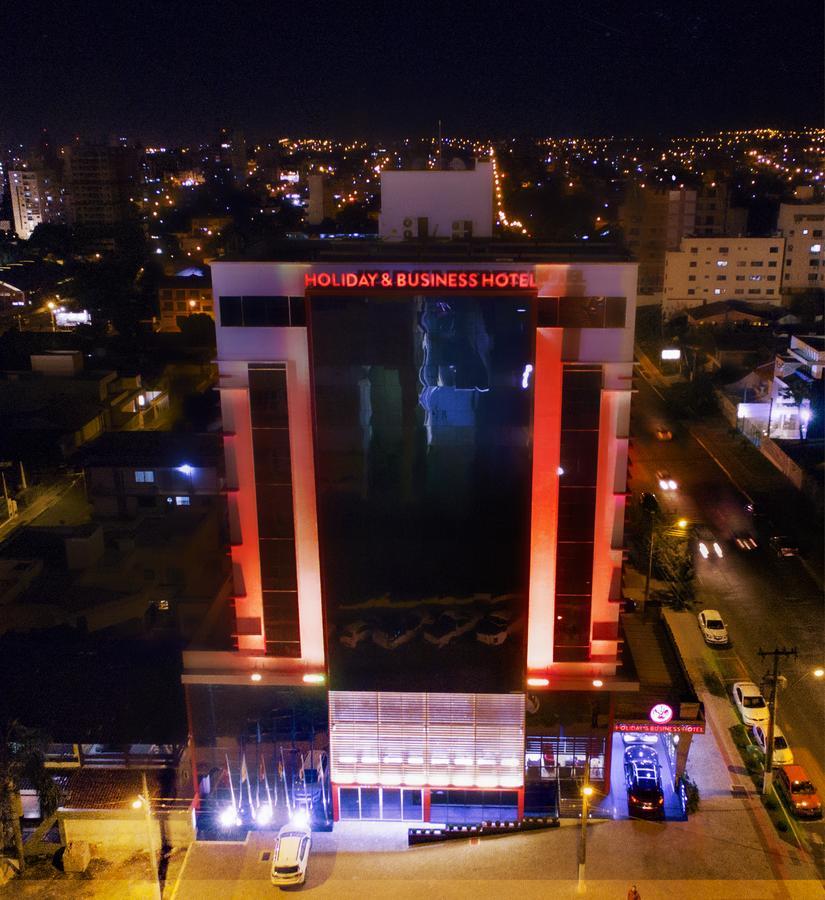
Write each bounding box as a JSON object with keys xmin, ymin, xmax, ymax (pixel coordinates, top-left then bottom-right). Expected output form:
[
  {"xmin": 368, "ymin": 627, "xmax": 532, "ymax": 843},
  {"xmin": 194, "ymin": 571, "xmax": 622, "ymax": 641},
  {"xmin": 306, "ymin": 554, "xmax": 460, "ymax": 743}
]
[
  {"xmin": 271, "ymin": 822, "xmax": 311, "ymax": 886},
  {"xmin": 732, "ymin": 681, "xmax": 770, "ymax": 727},
  {"xmin": 752, "ymin": 723, "xmax": 794, "ymax": 766},
  {"xmin": 697, "ymin": 609, "xmax": 729, "ymax": 646}
]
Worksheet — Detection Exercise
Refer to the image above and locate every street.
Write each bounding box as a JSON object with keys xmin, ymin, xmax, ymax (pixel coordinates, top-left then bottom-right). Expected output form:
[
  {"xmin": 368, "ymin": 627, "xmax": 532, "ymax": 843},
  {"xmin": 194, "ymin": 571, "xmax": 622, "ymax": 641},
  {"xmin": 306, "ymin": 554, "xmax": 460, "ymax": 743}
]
[{"xmin": 631, "ymin": 373, "xmax": 825, "ymax": 855}]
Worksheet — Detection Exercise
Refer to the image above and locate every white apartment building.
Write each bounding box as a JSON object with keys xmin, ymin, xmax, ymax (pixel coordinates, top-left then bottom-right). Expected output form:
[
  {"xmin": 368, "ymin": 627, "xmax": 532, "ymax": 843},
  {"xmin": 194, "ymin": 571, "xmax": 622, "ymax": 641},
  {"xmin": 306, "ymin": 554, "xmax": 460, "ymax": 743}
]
[
  {"xmin": 9, "ymin": 170, "xmax": 47, "ymax": 239},
  {"xmin": 776, "ymin": 203, "xmax": 825, "ymax": 291},
  {"xmin": 663, "ymin": 237, "xmax": 785, "ymax": 318},
  {"xmin": 379, "ymin": 161, "xmax": 493, "ymax": 240}
]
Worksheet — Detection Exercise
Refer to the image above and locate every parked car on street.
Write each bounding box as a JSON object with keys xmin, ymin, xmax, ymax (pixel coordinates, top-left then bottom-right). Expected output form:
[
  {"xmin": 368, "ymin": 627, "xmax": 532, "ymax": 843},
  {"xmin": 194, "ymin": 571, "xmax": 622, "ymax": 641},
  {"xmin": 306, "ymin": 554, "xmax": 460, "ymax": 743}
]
[
  {"xmin": 271, "ymin": 822, "xmax": 312, "ymax": 886},
  {"xmin": 775, "ymin": 765, "xmax": 822, "ymax": 818},
  {"xmin": 752, "ymin": 724, "xmax": 794, "ymax": 766},
  {"xmin": 624, "ymin": 745, "xmax": 665, "ymax": 819},
  {"xmin": 769, "ymin": 535, "xmax": 799, "ymax": 558},
  {"xmin": 697, "ymin": 609, "xmax": 729, "ymax": 645},
  {"xmin": 732, "ymin": 681, "xmax": 770, "ymax": 727},
  {"xmin": 423, "ymin": 611, "xmax": 478, "ymax": 648}
]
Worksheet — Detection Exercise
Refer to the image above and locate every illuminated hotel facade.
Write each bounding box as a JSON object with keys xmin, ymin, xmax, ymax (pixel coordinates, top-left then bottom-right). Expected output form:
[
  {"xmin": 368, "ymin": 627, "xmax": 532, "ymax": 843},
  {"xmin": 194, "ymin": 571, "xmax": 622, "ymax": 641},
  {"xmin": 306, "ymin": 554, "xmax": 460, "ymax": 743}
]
[{"xmin": 183, "ymin": 245, "xmax": 643, "ymax": 823}]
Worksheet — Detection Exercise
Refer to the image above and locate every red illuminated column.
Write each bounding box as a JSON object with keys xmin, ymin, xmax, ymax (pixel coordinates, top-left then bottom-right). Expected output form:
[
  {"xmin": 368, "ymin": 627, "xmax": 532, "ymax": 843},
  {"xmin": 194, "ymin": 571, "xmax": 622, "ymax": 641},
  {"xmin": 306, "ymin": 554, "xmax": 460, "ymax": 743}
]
[
  {"xmin": 526, "ymin": 328, "xmax": 564, "ymax": 672},
  {"xmin": 331, "ymin": 783, "xmax": 340, "ymax": 822},
  {"xmin": 589, "ymin": 389, "xmax": 622, "ymax": 656},
  {"xmin": 517, "ymin": 787, "xmax": 525, "ymax": 821},
  {"xmin": 422, "ymin": 789, "xmax": 431, "ymax": 823}
]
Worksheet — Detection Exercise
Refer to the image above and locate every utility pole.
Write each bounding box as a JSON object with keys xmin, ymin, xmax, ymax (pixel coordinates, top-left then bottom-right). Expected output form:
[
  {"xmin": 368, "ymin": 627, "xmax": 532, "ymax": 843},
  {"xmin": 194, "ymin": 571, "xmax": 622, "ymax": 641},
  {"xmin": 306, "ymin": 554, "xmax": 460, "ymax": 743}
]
[
  {"xmin": 139, "ymin": 772, "xmax": 162, "ymax": 899},
  {"xmin": 758, "ymin": 646, "xmax": 797, "ymax": 794},
  {"xmin": 577, "ymin": 784, "xmax": 593, "ymax": 893}
]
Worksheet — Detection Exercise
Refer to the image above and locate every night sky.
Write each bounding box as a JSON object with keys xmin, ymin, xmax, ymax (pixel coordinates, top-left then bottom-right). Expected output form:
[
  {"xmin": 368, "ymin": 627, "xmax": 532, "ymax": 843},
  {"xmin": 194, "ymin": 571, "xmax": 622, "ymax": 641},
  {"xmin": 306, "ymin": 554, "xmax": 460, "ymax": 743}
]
[{"xmin": 3, "ymin": 0, "xmax": 823, "ymax": 144}]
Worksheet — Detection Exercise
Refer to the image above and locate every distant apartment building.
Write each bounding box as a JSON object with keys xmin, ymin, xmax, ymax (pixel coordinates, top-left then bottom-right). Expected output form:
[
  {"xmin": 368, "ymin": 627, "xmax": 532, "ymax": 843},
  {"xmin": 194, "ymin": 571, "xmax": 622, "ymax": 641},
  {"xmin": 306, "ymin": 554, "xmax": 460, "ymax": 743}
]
[
  {"xmin": 663, "ymin": 237, "xmax": 785, "ymax": 318},
  {"xmin": 307, "ymin": 173, "xmax": 335, "ymax": 225},
  {"xmin": 776, "ymin": 203, "xmax": 825, "ymax": 292},
  {"xmin": 8, "ymin": 168, "xmax": 62, "ymax": 239},
  {"xmin": 379, "ymin": 160, "xmax": 494, "ymax": 240},
  {"xmin": 619, "ymin": 186, "xmax": 696, "ymax": 297},
  {"xmin": 693, "ymin": 178, "xmax": 748, "ymax": 238},
  {"xmin": 158, "ymin": 271, "xmax": 214, "ymax": 332},
  {"xmin": 63, "ymin": 145, "xmax": 139, "ymax": 227}
]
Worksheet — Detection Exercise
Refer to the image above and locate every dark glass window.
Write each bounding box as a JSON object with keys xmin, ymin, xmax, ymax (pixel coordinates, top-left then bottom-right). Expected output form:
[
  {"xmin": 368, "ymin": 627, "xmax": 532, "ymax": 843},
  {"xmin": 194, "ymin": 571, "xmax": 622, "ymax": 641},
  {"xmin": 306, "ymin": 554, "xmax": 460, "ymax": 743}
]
[
  {"xmin": 555, "ymin": 542, "xmax": 595, "ymax": 594},
  {"xmin": 558, "ymin": 431, "xmax": 599, "ymax": 485},
  {"xmin": 219, "ymin": 296, "xmax": 243, "ymax": 326},
  {"xmin": 310, "ymin": 293, "xmax": 533, "ymax": 692},
  {"xmin": 289, "ymin": 296, "xmax": 307, "ymax": 326},
  {"xmin": 252, "ymin": 428, "xmax": 293, "ymax": 484},
  {"xmin": 381, "ymin": 789, "xmax": 402, "ymax": 819},
  {"xmin": 339, "ymin": 788, "xmax": 360, "ymax": 819},
  {"xmin": 557, "ymin": 487, "xmax": 597, "ymax": 541},
  {"xmin": 360, "ymin": 788, "xmax": 381, "ymax": 819},
  {"xmin": 243, "ymin": 295, "xmax": 290, "ymax": 326},
  {"xmin": 249, "ymin": 365, "xmax": 299, "ymax": 658},
  {"xmin": 259, "ymin": 542, "xmax": 297, "ymax": 591},
  {"xmin": 401, "ymin": 789, "xmax": 423, "ymax": 820},
  {"xmin": 553, "ymin": 596, "xmax": 591, "ymax": 658}
]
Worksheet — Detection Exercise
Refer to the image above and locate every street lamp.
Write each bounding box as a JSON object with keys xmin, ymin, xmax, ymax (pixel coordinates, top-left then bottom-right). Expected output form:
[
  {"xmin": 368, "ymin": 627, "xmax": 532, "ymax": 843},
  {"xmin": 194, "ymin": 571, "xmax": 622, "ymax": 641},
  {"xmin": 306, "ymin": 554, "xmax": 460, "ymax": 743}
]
[
  {"xmin": 759, "ymin": 647, "xmax": 798, "ymax": 794},
  {"xmin": 577, "ymin": 784, "xmax": 594, "ymax": 893},
  {"xmin": 46, "ymin": 301, "xmax": 57, "ymax": 332}
]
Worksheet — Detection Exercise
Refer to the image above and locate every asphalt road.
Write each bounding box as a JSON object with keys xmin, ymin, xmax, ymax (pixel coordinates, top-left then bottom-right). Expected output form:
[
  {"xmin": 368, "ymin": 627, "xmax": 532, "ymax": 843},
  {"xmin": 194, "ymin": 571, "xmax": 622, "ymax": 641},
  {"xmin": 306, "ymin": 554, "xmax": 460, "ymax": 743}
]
[{"xmin": 631, "ymin": 374, "xmax": 825, "ymax": 850}]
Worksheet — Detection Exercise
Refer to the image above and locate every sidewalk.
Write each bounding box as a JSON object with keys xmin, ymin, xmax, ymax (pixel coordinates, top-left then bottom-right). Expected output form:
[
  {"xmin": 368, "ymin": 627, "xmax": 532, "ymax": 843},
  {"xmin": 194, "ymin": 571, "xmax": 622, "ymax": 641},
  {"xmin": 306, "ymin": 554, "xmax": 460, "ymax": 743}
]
[{"xmin": 663, "ymin": 608, "xmax": 819, "ymax": 882}]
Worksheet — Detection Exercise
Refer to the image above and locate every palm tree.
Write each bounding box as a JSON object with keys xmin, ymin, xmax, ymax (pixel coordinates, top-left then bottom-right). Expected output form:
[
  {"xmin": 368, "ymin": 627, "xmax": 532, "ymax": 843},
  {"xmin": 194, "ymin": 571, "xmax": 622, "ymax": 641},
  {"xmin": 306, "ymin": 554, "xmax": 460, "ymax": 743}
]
[{"xmin": 0, "ymin": 722, "xmax": 62, "ymax": 874}]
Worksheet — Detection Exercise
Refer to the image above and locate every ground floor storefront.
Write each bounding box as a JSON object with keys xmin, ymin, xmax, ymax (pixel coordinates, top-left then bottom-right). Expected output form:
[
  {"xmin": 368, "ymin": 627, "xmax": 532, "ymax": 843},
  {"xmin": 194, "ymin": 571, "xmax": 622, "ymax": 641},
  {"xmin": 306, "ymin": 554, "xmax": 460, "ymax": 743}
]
[{"xmin": 332, "ymin": 786, "xmax": 523, "ymax": 823}]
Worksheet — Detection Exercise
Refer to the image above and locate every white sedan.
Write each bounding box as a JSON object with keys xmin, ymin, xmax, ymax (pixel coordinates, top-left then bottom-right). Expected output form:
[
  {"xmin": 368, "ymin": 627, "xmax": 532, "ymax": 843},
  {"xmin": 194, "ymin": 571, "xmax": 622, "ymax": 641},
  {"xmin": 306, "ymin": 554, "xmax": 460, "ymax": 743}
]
[
  {"xmin": 697, "ymin": 609, "xmax": 729, "ymax": 645},
  {"xmin": 752, "ymin": 723, "xmax": 794, "ymax": 766},
  {"xmin": 732, "ymin": 681, "xmax": 770, "ymax": 727},
  {"xmin": 271, "ymin": 822, "xmax": 311, "ymax": 886}
]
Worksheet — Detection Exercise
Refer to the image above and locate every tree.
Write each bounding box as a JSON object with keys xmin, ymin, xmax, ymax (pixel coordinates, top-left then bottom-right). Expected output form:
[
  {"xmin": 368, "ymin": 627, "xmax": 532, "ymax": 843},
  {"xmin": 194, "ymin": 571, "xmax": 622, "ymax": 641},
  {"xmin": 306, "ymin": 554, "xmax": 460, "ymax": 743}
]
[
  {"xmin": 779, "ymin": 377, "xmax": 816, "ymax": 440},
  {"xmin": 0, "ymin": 722, "xmax": 62, "ymax": 873}
]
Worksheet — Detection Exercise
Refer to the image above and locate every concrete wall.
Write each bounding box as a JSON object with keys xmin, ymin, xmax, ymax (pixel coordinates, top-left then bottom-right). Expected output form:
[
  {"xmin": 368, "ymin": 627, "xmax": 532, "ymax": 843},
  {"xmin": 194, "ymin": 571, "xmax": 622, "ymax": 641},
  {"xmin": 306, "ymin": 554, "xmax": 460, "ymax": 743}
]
[
  {"xmin": 58, "ymin": 807, "xmax": 195, "ymax": 853},
  {"xmin": 379, "ymin": 163, "xmax": 493, "ymax": 240}
]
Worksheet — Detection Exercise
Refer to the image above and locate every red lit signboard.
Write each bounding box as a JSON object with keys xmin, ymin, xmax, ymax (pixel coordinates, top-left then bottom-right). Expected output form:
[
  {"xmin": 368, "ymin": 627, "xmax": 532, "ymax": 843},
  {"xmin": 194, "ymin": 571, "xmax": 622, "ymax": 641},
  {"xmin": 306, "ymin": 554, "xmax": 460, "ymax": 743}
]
[
  {"xmin": 614, "ymin": 721, "xmax": 705, "ymax": 735},
  {"xmin": 304, "ymin": 270, "xmax": 537, "ymax": 290}
]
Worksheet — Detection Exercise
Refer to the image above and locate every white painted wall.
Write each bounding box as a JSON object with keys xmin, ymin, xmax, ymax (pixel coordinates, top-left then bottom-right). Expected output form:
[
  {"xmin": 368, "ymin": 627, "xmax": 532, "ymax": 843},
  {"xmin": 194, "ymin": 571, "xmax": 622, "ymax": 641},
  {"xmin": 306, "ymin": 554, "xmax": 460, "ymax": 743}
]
[{"xmin": 379, "ymin": 163, "xmax": 494, "ymax": 240}]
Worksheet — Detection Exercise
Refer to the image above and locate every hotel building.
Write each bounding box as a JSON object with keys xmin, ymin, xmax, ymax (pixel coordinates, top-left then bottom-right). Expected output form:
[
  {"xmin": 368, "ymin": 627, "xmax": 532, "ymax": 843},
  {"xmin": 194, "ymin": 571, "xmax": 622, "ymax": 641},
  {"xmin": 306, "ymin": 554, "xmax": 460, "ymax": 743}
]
[{"xmin": 183, "ymin": 242, "xmax": 701, "ymax": 825}]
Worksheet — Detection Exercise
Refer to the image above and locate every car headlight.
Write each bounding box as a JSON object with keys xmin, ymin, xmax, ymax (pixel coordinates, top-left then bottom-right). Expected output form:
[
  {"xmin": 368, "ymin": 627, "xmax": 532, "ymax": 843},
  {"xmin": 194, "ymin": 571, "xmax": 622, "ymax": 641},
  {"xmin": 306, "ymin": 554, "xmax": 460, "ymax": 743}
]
[
  {"xmin": 699, "ymin": 543, "xmax": 709, "ymax": 558},
  {"xmin": 659, "ymin": 479, "xmax": 668, "ymax": 490},
  {"xmin": 713, "ymin": 543, "xmax": 723, "ymax": 558},
  {"xmin": 668, "ymin": 479, "xmax": 677, "ymax": 490}
]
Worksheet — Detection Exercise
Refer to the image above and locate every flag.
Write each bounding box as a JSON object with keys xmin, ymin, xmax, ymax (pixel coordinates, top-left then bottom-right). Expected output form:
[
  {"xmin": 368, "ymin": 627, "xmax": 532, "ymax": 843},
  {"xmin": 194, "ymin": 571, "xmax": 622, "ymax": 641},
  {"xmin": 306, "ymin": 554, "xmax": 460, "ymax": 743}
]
[
  {"xmin": 240, "ymin": 752, "xmax": 254, "ymax": 808},
  {"xmin": 225, "ymin": 753, "xmax": 237, "ymax": 810},
  {"xmin": 259, "ymin": 754, "xmax": 273, "ymax": 807}
]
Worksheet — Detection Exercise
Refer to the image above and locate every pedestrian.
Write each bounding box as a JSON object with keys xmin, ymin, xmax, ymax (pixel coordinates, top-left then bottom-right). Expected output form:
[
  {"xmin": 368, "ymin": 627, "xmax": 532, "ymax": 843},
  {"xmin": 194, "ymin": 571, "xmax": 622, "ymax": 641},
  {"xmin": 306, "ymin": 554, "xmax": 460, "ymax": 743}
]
[{"xmin": 627, "ymin": 885, "xmax": 641, "ymax": 900}]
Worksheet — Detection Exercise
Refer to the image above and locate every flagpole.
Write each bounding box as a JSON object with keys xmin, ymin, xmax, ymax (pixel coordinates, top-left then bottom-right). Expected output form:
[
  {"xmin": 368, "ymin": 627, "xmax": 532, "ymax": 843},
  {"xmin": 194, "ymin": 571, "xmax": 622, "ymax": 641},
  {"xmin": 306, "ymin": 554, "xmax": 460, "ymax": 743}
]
[{"xmin": 225, "ymin": 753, "xmax": 236, "ymax": 811}]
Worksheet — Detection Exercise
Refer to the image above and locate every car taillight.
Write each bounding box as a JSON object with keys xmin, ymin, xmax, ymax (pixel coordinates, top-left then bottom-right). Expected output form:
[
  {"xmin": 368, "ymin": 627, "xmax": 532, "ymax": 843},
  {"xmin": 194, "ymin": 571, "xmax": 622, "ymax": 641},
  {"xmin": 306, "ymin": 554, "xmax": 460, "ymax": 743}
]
[
  {"xmin": 658, "ymin": 797, "xmax": 664, "ymax": 804},
  {"xmin": 630, "ymin": 795, "xmax": 638, "ymax": 803}
]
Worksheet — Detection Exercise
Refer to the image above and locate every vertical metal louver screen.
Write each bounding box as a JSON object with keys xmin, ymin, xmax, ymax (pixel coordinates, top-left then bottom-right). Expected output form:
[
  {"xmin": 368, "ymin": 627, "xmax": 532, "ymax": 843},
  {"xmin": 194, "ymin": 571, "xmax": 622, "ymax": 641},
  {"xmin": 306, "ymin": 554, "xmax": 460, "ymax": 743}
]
[{"xmin": 329, "ymin": 692, "xmax": 525, "ymax": 789}]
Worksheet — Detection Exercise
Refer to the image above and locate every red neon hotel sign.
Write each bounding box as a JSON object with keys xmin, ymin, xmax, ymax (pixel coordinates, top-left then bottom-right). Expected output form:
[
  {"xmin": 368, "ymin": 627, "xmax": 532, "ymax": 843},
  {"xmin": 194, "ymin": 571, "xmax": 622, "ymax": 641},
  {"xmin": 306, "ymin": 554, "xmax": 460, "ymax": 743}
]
[
  {"xmin": 304, "ymin": 270, "xmax": 537, "ymax": 290},
  {"xmin": 614, "ymin": 721, "xmax": 705, "ymax": 735}
]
